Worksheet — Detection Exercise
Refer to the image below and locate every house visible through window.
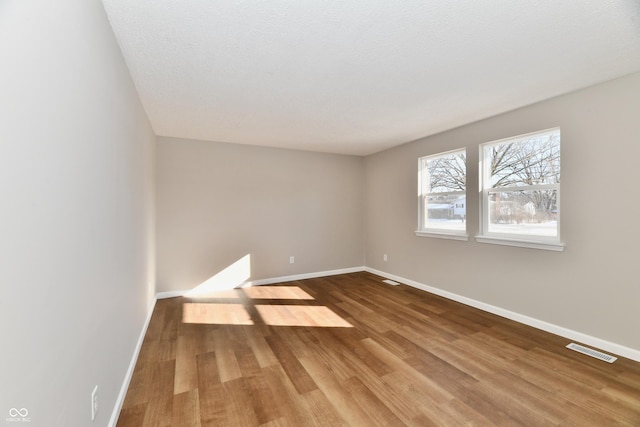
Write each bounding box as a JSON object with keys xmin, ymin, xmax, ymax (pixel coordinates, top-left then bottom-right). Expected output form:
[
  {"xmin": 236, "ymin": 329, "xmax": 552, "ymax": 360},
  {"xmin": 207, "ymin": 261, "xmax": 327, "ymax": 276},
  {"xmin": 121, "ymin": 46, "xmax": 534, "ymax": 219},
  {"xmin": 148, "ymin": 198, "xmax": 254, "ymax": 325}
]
[
  {"xmin": 416, "ymin": 148, "xmax": 467, "ymax": 240},
  {"xmin": 477, "ymin": 128, "xmax": 565, "ymax": 251}
]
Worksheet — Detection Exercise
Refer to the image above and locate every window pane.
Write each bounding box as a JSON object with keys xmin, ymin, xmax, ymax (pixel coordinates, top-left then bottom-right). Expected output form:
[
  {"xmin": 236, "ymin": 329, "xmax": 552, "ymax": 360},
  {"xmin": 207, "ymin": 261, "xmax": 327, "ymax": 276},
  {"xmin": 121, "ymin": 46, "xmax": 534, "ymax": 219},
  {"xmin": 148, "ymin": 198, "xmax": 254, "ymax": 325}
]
[
  {"xmin": 487, "ymin": 189, "xmax": 558, "ymax": 237},
  {"xmin": 424, "ymin": 194, "xmax": 466, "ymax": 232},
  {"xmin": 418, "ymin": 148, "xmax": 466, "ymax": 236},
  {"xmin": 488, "ymin": 130, "xmax": 560, "ymax": 188},
  {"xmin": 427, "ymin": 152, "xmax": 466, "ymax": 193}
]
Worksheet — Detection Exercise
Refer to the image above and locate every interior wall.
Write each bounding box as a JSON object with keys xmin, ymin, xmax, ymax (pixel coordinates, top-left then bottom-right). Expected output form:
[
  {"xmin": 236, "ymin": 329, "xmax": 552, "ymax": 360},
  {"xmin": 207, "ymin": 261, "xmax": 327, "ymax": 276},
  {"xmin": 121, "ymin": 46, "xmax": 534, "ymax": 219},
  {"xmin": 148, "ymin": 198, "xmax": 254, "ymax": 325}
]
[
  {"xmin": 365, "ymin": 72, "xmax": 640, "ymax": 353},
  {"xmin": 156, "ymin": 137, "xmax": 365, "ymax": 293},
  {"xmin": 0, "ymin": 1, "xmax": 155, "ymax": 426}
]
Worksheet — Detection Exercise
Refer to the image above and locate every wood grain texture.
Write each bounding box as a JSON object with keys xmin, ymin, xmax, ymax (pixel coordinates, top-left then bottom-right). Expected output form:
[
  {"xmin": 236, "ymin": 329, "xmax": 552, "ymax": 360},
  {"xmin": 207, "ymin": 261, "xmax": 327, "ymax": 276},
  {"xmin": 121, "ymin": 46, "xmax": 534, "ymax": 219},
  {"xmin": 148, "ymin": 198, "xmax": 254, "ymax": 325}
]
[{"xmin": 117, "ymin": 272, "xmax": 640, "ymax": 426}]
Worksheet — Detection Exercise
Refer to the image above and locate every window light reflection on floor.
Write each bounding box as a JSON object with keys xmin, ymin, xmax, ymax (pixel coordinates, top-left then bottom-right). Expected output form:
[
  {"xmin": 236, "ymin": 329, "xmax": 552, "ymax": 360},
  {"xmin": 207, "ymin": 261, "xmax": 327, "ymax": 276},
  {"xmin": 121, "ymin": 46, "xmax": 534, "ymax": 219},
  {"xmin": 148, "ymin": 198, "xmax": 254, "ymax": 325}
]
[
  {"xmin": 255, "ymin": 305, "xmax": 353, "ymax": 327},
  {"xmin": 182, "ymin": 303, "xmax": 253, "ymax": 325},
  {"xmin": 242, "ymin": 286, "xmax": 314, "ymax": 300},
  {"xmin": 182, "ymin": 303, "xmax": 353, "ymax": 327}
]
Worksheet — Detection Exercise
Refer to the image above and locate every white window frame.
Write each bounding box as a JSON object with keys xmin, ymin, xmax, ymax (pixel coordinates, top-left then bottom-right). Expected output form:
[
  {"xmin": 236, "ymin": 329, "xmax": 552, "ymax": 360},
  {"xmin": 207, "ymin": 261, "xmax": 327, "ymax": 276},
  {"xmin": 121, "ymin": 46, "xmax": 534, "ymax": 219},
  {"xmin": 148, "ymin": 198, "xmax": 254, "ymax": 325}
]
[
  {"xmin": 416, "ymin": 148, "xmax": 468, "ymax": 241},
  {"xmin": 476, "ymin": 128, "xmax": 565, "ymax": 251}
]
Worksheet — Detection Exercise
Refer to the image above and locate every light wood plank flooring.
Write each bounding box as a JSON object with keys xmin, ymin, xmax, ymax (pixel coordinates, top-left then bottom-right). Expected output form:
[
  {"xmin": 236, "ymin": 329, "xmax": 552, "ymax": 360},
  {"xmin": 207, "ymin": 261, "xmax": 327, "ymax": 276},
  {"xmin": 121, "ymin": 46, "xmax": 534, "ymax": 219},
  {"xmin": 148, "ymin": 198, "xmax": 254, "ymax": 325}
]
[{"xmin": 117, "ymin": 272, "xmax": 640, "ymax": 426}]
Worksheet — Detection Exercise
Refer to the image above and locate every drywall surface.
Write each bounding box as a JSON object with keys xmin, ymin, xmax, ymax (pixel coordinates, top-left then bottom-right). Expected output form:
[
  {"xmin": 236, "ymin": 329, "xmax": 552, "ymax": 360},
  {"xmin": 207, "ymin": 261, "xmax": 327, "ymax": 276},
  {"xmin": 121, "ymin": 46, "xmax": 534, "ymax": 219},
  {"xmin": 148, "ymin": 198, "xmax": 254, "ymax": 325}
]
[
  {"xmin": 365, "ymin": 72, "xmax": 640, "ymax": 351},
  {"xmin": 103, "ymin": 0, "xmax": 640, "ymax": 155},
  {"xmin": 0, "ymin": 1, "xmax": 155, "ymax": 425},
  {"xmin": 156, "ymin": 138, "xmax": 365, "ymax": 293}
]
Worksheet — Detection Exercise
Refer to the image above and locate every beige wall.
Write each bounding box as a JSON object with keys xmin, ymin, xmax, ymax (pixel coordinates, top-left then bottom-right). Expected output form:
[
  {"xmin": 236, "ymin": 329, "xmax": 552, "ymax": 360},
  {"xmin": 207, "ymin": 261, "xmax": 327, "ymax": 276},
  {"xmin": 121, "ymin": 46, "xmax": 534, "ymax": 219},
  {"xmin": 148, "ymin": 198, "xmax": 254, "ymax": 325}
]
[
  {"xmin": 365, "ymin": 72, "xmax": 640, "ymax": 351},
  {"xmin": 156, "ymin": 73, "xmax": 640, "ymax": 355},
  {"xmin": 0, "ymin": 1, "xmax": 155, "ymax": 425},
  {"xmin": 156, "ymin": 137, "xmax": 365, "ymax": 293}
]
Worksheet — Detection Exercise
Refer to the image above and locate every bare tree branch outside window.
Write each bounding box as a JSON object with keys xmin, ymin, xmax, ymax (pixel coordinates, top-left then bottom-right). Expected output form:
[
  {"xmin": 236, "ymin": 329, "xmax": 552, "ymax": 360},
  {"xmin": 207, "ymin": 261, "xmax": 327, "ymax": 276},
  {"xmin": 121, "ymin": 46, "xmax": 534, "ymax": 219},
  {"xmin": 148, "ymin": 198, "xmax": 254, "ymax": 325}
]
[
  {"xmin": 419, "ymin": 149, "xmax": 467, "ymax": 233},
  {"xmin": 484, "ymin": 130, "xmax": 561, "ymax": 232},
  {"xmin": 428, "ymin": 152, "xmax": 466, "ymax": 193}
]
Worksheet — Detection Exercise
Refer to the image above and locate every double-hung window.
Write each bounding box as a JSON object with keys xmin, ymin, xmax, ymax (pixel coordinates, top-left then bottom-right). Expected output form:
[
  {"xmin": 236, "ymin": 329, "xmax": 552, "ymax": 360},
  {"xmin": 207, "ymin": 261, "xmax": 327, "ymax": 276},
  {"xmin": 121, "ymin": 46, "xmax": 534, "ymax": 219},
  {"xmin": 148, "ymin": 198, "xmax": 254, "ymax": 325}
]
[
  {"xmin": 477, "ymin": 128, "xmax": 565, "ymax": 251},
  {"xmin": 416, "ymin": 148, "xmax": 467, "ymax": 240}
]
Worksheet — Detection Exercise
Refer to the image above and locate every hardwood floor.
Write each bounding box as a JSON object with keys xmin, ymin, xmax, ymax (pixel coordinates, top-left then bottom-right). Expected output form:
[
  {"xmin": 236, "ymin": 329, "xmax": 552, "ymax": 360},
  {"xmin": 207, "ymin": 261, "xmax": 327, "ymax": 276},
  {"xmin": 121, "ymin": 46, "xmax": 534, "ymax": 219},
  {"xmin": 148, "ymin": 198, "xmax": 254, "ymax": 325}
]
[{"xmin": 117, "ymin": 272, "xmax": 640, "ymax": 426}]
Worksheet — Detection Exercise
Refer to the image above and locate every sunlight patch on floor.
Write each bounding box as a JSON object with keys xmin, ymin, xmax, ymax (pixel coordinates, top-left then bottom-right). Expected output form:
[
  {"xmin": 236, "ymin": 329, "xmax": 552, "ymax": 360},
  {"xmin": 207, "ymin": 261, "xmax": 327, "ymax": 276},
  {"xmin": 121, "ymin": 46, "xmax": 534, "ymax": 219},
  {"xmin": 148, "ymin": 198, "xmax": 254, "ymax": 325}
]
[
  {"xmin": 182, "ymin": 302, "xmax": 253, "ymax": 325},
  {"xmin": 255, "ymin": 305, "xmax": 353, "ymax": 327},
  {"xmin": 242, "ymin": 286, "xmax": 314, "ymax": 300}
]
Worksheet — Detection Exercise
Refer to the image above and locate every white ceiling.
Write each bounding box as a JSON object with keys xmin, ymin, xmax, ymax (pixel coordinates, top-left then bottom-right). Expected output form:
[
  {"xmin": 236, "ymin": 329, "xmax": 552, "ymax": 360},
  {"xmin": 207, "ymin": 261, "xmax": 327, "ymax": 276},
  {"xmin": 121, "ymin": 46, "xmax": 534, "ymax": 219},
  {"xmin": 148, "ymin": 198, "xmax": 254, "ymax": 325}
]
[{"xmin": 102, "ymin": 0, "xmax": 640, "ymax": 156}]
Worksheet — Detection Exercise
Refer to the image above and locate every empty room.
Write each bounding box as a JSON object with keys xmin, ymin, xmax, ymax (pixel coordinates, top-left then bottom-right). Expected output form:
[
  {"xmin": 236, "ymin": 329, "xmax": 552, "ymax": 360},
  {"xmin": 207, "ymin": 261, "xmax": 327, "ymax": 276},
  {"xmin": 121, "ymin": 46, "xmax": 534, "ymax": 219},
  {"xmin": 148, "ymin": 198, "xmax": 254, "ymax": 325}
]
[{"xmin": 2, "ymin": 0, "xmax": 640, "ymax": 426}]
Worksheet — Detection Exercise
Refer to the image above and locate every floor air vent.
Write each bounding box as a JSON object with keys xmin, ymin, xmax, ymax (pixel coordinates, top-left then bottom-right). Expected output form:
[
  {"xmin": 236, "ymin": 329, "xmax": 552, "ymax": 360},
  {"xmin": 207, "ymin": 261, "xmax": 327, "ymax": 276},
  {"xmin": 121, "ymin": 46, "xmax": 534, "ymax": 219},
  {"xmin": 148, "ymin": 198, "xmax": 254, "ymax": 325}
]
[
  {"xmin": 382, "ymin": 279, "xmax": 400, "ymax": 286},
  {"xmin": 566, "ymin": 343, "xmax": 617, "ymax": 363}
]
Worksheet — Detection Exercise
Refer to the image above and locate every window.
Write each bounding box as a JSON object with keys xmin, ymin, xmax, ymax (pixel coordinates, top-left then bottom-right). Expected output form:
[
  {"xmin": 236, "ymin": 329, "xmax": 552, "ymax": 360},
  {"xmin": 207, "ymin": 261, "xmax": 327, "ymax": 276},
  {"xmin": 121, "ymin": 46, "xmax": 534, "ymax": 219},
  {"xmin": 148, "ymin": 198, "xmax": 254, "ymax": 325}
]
[
  {"xmin": 477, "ymin": 128, "xmax": 565, "ymax": 251},
  {"xmin": 416, "ymin": 148, "xmax": 467, "ymax": 240}
]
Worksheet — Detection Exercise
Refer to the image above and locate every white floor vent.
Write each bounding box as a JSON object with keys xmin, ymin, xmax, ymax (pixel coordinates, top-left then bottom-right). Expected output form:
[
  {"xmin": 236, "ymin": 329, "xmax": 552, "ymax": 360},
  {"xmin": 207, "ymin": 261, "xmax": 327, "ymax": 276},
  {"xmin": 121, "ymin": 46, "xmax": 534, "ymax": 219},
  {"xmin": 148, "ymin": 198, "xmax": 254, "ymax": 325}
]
[
  {"xmin": 566, "ymin": 343, "xmax": 617, "ymax": 363},
  {"xmin": 382, "ymin": 279, "xmax": 400, "ymax": 286}
]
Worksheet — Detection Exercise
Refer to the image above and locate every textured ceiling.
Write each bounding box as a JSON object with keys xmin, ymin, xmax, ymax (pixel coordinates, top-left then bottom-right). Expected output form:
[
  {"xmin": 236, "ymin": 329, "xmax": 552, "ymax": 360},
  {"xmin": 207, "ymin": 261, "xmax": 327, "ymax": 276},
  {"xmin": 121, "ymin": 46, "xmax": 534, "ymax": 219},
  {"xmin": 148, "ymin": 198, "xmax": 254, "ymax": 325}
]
[{"xmin": 102, "ymin": 0, "xmax": 640, "ymax": 155}]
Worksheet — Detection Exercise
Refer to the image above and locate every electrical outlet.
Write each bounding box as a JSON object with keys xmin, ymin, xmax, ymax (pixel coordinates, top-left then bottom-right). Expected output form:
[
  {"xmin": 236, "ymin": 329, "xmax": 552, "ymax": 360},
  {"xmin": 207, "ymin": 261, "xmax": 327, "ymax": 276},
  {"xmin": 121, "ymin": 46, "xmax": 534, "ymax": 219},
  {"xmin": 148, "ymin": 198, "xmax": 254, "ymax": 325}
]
[
  {"xmin": 91, "ymin": 385, "xmax": 98, "ymax": 421},
  {"xmin": 289, "ymin": 256, "xmax": 295, "ymax": 264},
  {"xmin": 383, "ymin": 254, "xmax": 388, "ymax": 262}
]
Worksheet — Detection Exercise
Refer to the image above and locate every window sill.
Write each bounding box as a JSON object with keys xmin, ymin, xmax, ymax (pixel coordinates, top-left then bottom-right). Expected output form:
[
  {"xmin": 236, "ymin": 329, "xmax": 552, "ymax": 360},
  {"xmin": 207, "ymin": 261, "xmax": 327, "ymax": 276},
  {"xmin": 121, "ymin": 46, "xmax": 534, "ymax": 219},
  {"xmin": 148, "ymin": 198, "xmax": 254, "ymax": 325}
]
[
  {"xmin": 415, "ymin": 231, "xmax": 469, "ymax": 241},
  {"xmin": 475, "ymin": 235, "xmax": 566, "ymax": 251}
]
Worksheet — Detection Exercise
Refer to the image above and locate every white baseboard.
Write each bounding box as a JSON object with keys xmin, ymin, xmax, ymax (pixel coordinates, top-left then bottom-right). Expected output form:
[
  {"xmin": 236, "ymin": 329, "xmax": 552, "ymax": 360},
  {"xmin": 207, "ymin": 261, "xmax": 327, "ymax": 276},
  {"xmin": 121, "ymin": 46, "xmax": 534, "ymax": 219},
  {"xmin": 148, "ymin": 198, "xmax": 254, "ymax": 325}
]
[
  {"xmin": 108, "ymin": 298, "xmax": 157, "ymax": 427},
  {"xmin": 249, "ymin": 266, "xmax": 365, "ymax": 286},
  {"xmin": 155, "ymin": 290, "xmax": 187, "ymax": 299},
  {"xmin": 365, "ymin": 267, "xmax": 640, "ymax": 363},
  {"xmin": 155, "ymin": 266, "xmax": 366, "ymax": 299}
]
